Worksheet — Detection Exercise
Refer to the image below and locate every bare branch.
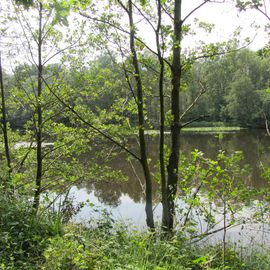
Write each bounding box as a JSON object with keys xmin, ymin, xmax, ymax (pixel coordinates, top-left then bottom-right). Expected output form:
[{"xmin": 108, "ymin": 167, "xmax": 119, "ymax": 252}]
[
  {"xmin": 132, "ymin": 2, "xmax": 156, "ymax": 32},
  {"xmin": 191, "ymin": 223, "xmax": 238, "ymax": 243},
  {"xmin": 14, "ymin": 2, "xmax": 39, "ymax": 45},
  {"xmin": 161, "ymin": 4, "xmax": 173, "ymax": 20},
  {"xmin": 183, "ymin": 183, "xmax": 203, "ymax": 226},
  {"xmin": 117, "ymin": 0, "xmax": 129, "ymax": 13},
  {"xmin": 256, "ymin": 6, "xmax": 270, "ymax": 21},
  {"xmin": 79, "ymin": 11, "xmax": 172, "ymax": 67},
  {"xmin": 180, "ymin": 80, "xmax": 208, "ymax": 120},
  {"xmin": 113, "ymin": 30, "xmax": 138, "ymax": 104},
  {"xmin": 43, "ymin": 38, "xmax": 82, "ymax": 65},
  {"xmin": 14, "ymin": 141, "xmax": 34, "ymax": 173},
  {"xmin": 42, "ymin": 139, "xmax": 78, "ymax": 159},
  {"xmin": 181, "ymin": 115, "xmax": 209, "ymax": 129},
  {"xmin": 185, "ymin": 35, "xmax": 256, "ymax": 67},
  {"xmin": 182, "ymin": 0, "xmax": 211, "ymax": 24}
]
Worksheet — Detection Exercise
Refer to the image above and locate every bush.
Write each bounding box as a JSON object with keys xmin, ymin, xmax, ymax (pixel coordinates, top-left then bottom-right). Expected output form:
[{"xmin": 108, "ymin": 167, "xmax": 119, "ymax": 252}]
[
  {"xmin": 1, "ymin": 190, "xmax": 269, "ymax": 269},
  {"xmin": 0, "ymin": 190, "xmax": 63, "ymax": 269},
  {"xmin": 42, "ymin": 218, "xmax": 270, "ymax": 270},
  {"xmin": 42, "ymin": 224, "xmax": 193, "ymax": 270}
]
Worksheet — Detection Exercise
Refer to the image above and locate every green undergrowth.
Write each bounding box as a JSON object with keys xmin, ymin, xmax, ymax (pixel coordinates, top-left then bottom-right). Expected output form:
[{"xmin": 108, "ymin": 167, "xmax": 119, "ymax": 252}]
[
  {"xmin": 0, "ymin": 191, "xmax": 63, "ymax": 269},
  {"xmin": 41, "ymin": 223, "xmax": 270, "ymax": 270},
  {"xmin": 1, "ymin": 191, "xmax": 270, "ymax": 270},
  {"xmin": 181, "ymin": 126, "xmax": 242, "ymax": 132}
]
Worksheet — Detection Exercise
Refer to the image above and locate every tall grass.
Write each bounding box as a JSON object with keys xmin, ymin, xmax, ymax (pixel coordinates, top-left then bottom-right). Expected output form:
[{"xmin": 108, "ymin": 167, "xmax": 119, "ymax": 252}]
[
  {"xmin": 0, "ymin": 190, "xmax": 63, "ymax": 269},
  {"xmin": 42, "ymin": 218, "xmax": 270, "ymax": 270},
  {"xmin": 0, "ymin": 190, "xmax": 269, "ymax": 269}
]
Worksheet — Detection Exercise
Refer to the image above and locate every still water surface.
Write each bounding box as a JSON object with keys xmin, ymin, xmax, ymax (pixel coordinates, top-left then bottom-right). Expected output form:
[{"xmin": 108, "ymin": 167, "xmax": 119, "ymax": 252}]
[{"xmin": 69, "ymin": 129, "xmax": 269, "ymax": 242}]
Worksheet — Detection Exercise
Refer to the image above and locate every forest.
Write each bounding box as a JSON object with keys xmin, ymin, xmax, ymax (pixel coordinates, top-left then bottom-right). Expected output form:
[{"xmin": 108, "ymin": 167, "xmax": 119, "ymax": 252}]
[
  {"xmin": 0, "ymin": 0, "xmax": 270, "ymax": 269},
  {"xmin": 4, "ymin": 48, "xmax": 270, "ymax": 129}
]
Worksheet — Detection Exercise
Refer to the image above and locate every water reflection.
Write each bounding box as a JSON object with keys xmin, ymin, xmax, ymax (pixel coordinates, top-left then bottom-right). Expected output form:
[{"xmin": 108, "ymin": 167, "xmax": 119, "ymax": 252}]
[{"xmin": 76, "ymin": 129, "xmax": 270, "ymax": 208}]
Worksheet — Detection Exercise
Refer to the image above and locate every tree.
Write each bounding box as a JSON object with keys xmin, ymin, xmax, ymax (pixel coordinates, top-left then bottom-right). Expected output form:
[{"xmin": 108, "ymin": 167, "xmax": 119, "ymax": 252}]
[
  {"xmin": 5, "ymin": 0, "xmax": 256, "ymax": 231},
  {"xmin": 226, "ymin": 71, "xmax": 260, "ymax": 126},
  {"xmin": 124, "ymin": 0, "xmax": 155, "ymax": 228},
  {"xmin": 0, "ymin": 53, "xmax": 12, "ymax": 186},
  {"xmin": 5, "ymin": 0, "xmax": 87, "ymax": 209},
  {"xmin": 179, "ymin": 49, "xmax": 270, "ymax": 128},
  {"xmin": 76, "ymin": 0, "xmax": 238, "ymax": 232}
]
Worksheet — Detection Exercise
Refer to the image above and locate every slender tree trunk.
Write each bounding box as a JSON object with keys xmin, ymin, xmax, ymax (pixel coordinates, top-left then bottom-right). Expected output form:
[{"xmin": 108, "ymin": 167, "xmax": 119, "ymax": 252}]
[
  {"xmin": 155, "ymin": 0, "xmax": 169, "ymax": 230},
  {"xmin": 165, "ymin": 0, "xmax": 182, "ymax": 232},
  {"xmin": 223, "ymin": 200, "xmax": 227, "ymax": 268},
  {"xmin": 127, "ymin": 0, "xmax": 154, "ymax": 229},
  {"xmin": 33, "ymin": 3, "xmax": 43, "ymax": 210},
  {"xmin": 0, "ymin": 52, "xmax": 12, "ymax": 184}
]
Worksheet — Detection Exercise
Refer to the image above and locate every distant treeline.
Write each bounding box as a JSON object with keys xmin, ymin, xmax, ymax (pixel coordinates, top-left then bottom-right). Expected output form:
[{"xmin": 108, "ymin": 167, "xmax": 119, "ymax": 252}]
[{"xmin": 3, "ymin": 48, "xmax": 270, "ymax": 130}]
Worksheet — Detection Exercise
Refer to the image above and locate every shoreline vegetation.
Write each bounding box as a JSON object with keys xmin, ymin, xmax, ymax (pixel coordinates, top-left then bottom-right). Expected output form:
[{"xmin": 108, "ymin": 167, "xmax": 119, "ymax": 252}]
[
  {"xmin": 145, "ymin": 126, "xmax": 243, "ymax": 134},
  {"xmin": 2, "ymin": 131, "xmax": 270, "ymax": 269},
  {"xmin": 182, "ymin": 126, "xmax": 243, "ymax": 132},
  {"xmin": 1, "ymin": 190, "xmax": 270, "ymax": 270}
]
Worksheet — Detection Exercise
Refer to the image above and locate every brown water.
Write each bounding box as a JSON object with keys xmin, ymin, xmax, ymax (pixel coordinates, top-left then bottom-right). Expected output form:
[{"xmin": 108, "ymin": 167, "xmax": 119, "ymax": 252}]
[
  {"xmin": 76, "ymin": 129, "xmax": 269, "ymax": 204},
  {"xmin": 69, "ymin": 129, "xmax": 270, "ymax": 243}
]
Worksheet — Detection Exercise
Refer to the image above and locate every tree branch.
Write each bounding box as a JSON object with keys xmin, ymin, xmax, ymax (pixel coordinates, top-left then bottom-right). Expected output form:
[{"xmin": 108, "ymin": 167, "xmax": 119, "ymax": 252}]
[
  {"xmin": 79, "ymin": 11, "xmax": 172, "ymax": 68},
  {"xmin": 185, "ymin": 35, "xmax": 256, "ymax": 67},
  {"xmin": 182, "ymin": 0, "xmax": 211, "ymax": 24},
  {"xmin": 41, "ymin": 76, "xmax": 141, "ymax": 162},
  {"xmin": 255, "ymin": 6, "xmax": 270, "ymax": 21},
  {"xmin": 180, "ymin": 81, "xmax": 208, "ymax": 120},
  {"xmin": 181, "ymin": 115, "xmax": 209, "ymax": 129}
]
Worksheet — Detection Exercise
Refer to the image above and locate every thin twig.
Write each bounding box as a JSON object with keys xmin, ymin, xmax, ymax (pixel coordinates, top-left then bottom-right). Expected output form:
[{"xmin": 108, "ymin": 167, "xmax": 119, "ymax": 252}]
[{"xmin": 180, "ymin": 81, "xmax": 208, "ymax": 120}]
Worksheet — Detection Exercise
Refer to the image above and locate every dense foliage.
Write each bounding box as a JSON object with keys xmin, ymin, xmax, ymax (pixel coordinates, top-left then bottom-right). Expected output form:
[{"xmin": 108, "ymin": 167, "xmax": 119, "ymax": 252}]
[
  {"xmin": 3, "ymin": 49, "xmax": 270, "ymax": 129},
  {"xmin": 1, "ymin": 192, "xmax": 270, "ymax": 269},
  {"xmin": 184, "ymin": 49, "xmax": 270, "ymax": 127},
  {"xmin": 0, "ymin": 190, "xmax": 62, "ymax": 269},
  {"xmin": 0, "ymin": 0, "xmax": 270, "ymax": 268}
]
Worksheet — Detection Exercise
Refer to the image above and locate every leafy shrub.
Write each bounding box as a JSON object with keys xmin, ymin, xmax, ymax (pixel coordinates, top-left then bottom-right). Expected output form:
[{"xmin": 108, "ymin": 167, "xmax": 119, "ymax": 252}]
[
  {"xmin": 0, "ymin": 190, "xmax": 63, "ymax": 269},
  {"xmin": 42, "ymin": 213, "xmax": 270, "ymax": 270}
]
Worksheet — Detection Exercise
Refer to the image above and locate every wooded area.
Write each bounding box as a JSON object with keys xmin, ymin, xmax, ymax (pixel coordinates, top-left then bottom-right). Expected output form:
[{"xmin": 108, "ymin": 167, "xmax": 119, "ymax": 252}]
[
  {"xmin": 0, "ymin": 0, "xmax": 270, "ymax": 269},
  {"xmin": 3, "ymin": 48, "xmax": 270, "ymax": 129}
]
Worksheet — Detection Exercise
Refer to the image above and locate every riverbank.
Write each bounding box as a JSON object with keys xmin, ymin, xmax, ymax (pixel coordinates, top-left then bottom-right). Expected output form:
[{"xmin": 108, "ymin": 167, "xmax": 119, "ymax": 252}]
[{"xmin": 1, "ymin": 190, "xmax": 269, "ymax": 270}]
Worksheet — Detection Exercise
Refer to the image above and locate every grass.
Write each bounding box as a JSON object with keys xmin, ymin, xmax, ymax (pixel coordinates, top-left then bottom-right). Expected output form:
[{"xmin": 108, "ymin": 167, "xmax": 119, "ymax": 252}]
[
  {"xmin": 0, "ymin": 190, "xmax": 63, "ymax": 269},
  {"xmin": 42, "ymin": 222, "xmax": 270, "ymax": 270},
  {"xmin": 145, "ymin": 126, "xmax": 242, "ymax": 135},
  {"xmin": 1, "ymin": 190, "xmax": 270, "ymax": 270},
  {"xmin": 181, "ymin": 126, "xmax": 242, "ymax": 132}
]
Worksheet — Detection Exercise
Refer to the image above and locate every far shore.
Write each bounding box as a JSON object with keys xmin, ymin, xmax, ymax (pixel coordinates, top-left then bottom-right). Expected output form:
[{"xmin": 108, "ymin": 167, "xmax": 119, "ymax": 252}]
[{"xmin": 145, "ymin": 126, "xmax": 243, "ymax": 134}]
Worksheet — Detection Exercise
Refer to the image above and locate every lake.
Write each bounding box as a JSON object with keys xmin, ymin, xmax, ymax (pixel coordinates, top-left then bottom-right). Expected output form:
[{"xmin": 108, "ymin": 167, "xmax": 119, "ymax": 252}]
[{"xmin": 65, "ymin": 129, "xmax": 270, "ymax": 243}]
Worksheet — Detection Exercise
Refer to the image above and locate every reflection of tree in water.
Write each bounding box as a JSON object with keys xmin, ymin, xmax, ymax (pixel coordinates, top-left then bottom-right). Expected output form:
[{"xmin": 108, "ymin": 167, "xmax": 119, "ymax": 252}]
[
  {"xmin": 219, "ymin": 130, "xmax": 270, "ymax": 188},
  {"xmin": 181, "ymin": 130, "xmax": 270, "ymax": 188},
  {"xmin": 78, "ymin": 157, "xmax": 160, "ymax": 206},
  {"xmin": 77, "ymin": 130, "xmax": 269, "ymax": 206},
  {"xmin": 92, "ymin": 181, "xmax": 122, "ymax": 207},
  {"xmin": 79, "ymin": 177, "xmax": 143, "ymax": 207}
]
